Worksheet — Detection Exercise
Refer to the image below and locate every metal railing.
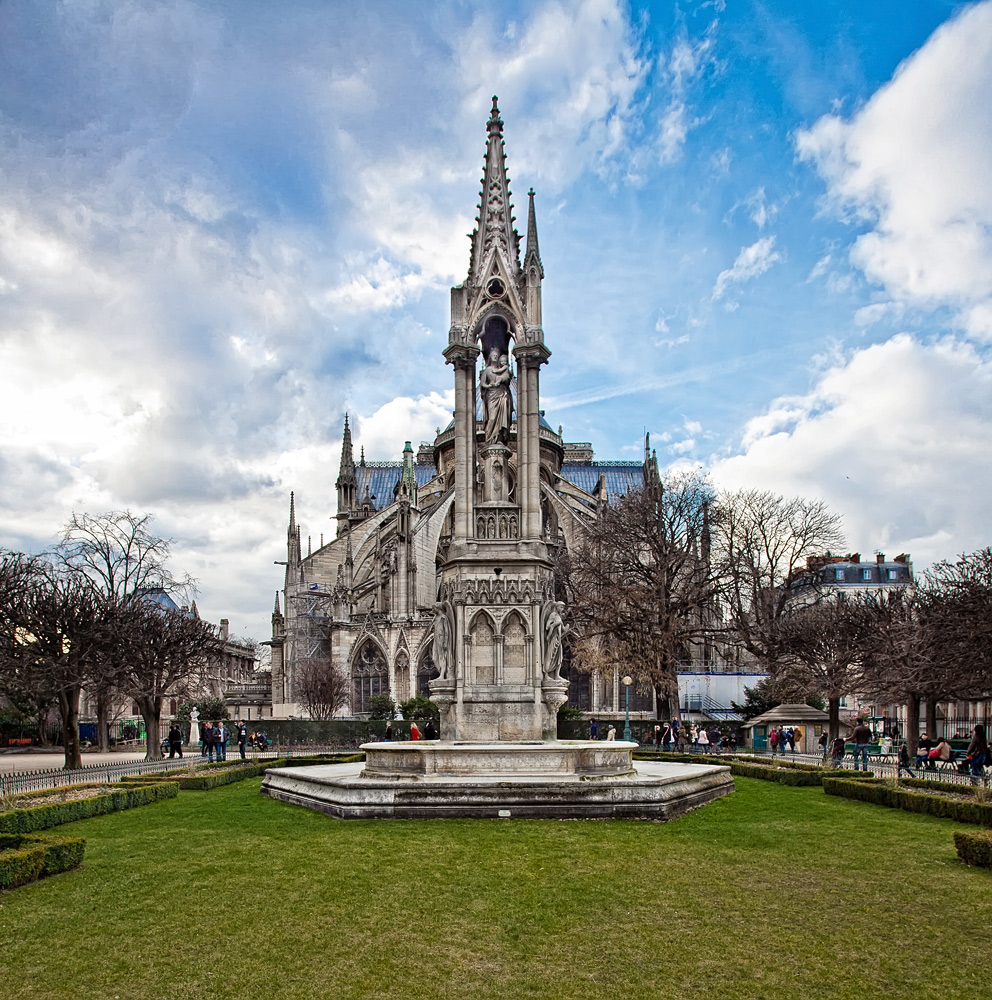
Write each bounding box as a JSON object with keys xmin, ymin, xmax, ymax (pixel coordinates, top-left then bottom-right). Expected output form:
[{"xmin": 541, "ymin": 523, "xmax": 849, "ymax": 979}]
[{"xmin": 0, "ymin": 743, "xmax": 361, "ymax": 798}]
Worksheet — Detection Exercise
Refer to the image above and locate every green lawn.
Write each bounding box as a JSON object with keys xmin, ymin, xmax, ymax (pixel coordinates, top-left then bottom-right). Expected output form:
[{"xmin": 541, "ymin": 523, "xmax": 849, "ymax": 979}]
[{"xmin": 1, "ymin": 775, "xmax": 989, "ymax": 1000}]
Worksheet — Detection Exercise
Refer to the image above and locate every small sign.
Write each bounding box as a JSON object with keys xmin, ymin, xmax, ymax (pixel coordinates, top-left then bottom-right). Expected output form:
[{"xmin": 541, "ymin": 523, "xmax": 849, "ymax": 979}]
[{"xmin": 498, "ymin": 809, "xmax": 511, "ymax": 818}]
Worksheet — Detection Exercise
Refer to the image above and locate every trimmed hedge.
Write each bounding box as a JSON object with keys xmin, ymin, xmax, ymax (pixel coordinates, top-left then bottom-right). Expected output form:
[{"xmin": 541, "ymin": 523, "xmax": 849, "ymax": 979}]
[
  {"xmin": 633, "ymin": 751, "xmax": 872, "ymax": 786},
  {"xmin": 0, "ymin": 782, "xmax": 178, "ymax": 834},
  {"xmin": 121, "ymin": 754, "xmax": 365, "ymax": 790},
  {"xmin": 954, "ymin": 829, "xmax": 992, "ymax": 868},
  {"xmin": 0, "ymin": 832, "xmax": 85, "ymax": 891},
  {"xmin": 823, "ymin": 777, "xmax": 992, "ymax": 827}
]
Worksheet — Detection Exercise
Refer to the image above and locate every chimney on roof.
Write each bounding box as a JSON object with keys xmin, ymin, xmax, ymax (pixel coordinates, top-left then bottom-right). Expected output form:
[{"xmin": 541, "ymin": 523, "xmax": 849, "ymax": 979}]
[
  {"xmin": 220, "ymin": 618, "xmax": 230, "ymax": 640},
  {"xmin": 894, "ymin": 553, "xmax": 910, "ymax": 564},
  {"xmin": 850, "ymin": 553, "xmax": 860, "ymax": 564},
  {"xmin": 876, "ymin": 552, "xmax": 885, "ymax": 563}
]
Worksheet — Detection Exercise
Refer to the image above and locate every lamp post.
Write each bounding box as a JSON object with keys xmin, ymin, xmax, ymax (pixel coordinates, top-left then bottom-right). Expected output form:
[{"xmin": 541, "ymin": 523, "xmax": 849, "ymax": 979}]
[{"xmin": 622, "ymin": 675, "xmax": 633, "ymax": 742}]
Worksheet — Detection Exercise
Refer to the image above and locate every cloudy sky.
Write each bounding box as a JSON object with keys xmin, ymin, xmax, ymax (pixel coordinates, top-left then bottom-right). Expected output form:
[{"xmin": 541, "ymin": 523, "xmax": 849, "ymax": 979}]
[{"xmin": 2, "ymin": 0, "xmax": 990, "ymax": 642}]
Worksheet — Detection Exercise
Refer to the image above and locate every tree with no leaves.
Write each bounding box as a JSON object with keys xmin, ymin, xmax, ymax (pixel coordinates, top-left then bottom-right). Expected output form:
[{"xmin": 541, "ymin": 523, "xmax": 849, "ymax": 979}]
[
  {"xmin": 563, "ymin": 473, "xmax": 724, "ymax": 721},
  {"xmin": 715, "ymin": 490, "xmax": 845, "ymax": 675},
  {"xmin": 296, "ymin": 654, "xmax": 350, "ymax": 722}
]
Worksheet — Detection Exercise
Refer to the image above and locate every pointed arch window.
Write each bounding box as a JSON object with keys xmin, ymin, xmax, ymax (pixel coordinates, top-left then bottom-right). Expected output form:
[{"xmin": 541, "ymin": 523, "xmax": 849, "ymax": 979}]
[
  {"xmin": 417, "ymin": 651, "xmax": 439, "ymax": 698},
  {"xmin": 352, "ymin": 641, "xmax": 388, "ymax": 715}
]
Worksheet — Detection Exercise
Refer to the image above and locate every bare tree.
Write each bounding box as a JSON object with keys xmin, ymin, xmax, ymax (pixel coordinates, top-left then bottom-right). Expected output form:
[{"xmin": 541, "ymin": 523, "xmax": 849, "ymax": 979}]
[
  {"xmin": 776, "ymin": 594, "xmax": 874, "ymax": 739},
  {"xmin": 563, "ymin": 473, "xmax": 724, "ymax": 720},
  {"xmin": 297, "ymin": 655, "xmax": 350, "ymax": 722},
  {"xmin": 716, "ymin": 490, "xmax": 845, "ymax": 674},
  {"xmin": 114, "ymin": 601, "xmax": 224, "ymax": 759}
]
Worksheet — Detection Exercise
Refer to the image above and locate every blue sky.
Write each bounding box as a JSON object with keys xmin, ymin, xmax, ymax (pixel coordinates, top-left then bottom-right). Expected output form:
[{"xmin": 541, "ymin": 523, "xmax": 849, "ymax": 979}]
[{"xmin": 1, "ymin": 0, "xmax": 990, "ymax": 643}]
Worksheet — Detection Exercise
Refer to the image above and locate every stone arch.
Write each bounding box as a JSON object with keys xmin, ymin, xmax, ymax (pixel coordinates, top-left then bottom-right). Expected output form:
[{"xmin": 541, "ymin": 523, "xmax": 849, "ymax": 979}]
[
  {"xmin": 351, "ymin": 639, "xmax": 389, "ymax": 715},
  {"xmin": 502, "ymin": 610, "xmax": 528, "ymax": 685},
  {"xmin": 468, "ymin": 609, "xmax": 497, "ymax": 685},
  {"xmin": 417, "ymin": 646, "xmax": 439, "ymax": 698},
  {"xmin": 394, "ymin": 649, "xmax": 411, "ymax": 703}
]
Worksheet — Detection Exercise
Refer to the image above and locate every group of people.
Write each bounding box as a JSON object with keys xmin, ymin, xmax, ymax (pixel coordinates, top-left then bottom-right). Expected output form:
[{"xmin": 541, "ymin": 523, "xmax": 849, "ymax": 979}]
[
  {"xmin": 822, "ymin": 721, "xmax": 990, "ymax": 784},
  {"xmin": 769, "ymin": 726, "xmax": 802, "ymax": 755},
  {"xmin": 586, "ymin": 719, "xmax": 739, "ymax": 751},
  {"xmin": 382, "ymin": 718, "xmax": 438, "ymax": 741}
]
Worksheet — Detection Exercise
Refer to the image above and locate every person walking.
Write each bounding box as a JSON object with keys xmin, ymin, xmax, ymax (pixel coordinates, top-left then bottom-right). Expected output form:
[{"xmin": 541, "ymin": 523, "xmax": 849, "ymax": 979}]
[
  {"xmin": 697, "ymin": 726, "xmax": 709, "ymax": 751},
  {"xmin": 830, "ymin": 735, "xmax": 846, "ymax": 769},
  {"xmin": 589, "ymin": 719, "xmax": 599, "ymax": 740},
  {"xmin": 168, "ymin": 723, "xmax": 183, "ymax": 759},
  {"xmin": 967, "ymin": 724, "xmax": 988, "ymax": 785},
  {"xmin": 215, "ymin": 720, "xmax": 228, "ymax": 761},
  {"xmin": 852, "ymin": 719, "xmax": 872, "ymax": 771},
  {"xmin": 410, "ymin": 721, "xmax": 420, "ymax": 741},
  {"xmin": 818, "ymin": 730, "xmax": 828, "ymax": 759},
  {"xmin": 201, "ymin": 721, "xmax": 214, "ymax": 760},
  {"xmin": 606, "ymin": 724, "xmax": 617, "ymax": 741},
  {"xmin": 424, "ymin": 718, "xmax": 438, "ymax": 740},
  {"xmin": 384, "ymin": 722, "xmax": 393, "ymax": 742},
  {"xmin": 897, "ymin": 742, "xmax": 916, "ymax": 779},
  {"xmin": 236, "ymin": 721, "xmax": 247, "ymax": 760},
  {"xmin": 769, "ymin": 727, "xmax": 778, "ymax": 756}
]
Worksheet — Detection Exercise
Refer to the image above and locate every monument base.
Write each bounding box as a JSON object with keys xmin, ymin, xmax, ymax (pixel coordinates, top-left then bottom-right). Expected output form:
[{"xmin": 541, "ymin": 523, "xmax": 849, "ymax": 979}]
[{"xmin": 259, "ymin": 741, "xmax": 733, "ymax": 820}]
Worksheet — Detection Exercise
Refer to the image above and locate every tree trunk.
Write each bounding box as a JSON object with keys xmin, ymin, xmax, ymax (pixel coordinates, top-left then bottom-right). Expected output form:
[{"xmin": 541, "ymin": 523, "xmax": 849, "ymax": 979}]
[
  {"xmin": 137, "ymin": 695, "xmax": 163, "ymax": 760},
  {"xmin": 925, "ymin": 698, "xmax": 939, "ymax": 741},
  {"xmin": 828, "ymin": 696, "xmax": 840, "ymax": 740},
  {"xmin": 58, "ymin": 684, "xmax": 83, "ymax": 770},
  {"xmin": 96, "ymin": 688, "xmax": 111, "ymax": 752},
  {"xmin": 905, "ymin": 692, "xmax": 921, "ymax": 756}
]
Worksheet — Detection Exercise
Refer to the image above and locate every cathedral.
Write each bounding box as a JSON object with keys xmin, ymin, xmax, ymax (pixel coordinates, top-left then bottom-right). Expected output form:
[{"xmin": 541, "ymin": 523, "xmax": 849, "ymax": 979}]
[{"xmin": 267, "ymin": 98, "xmax": 662, "ymax": 724}]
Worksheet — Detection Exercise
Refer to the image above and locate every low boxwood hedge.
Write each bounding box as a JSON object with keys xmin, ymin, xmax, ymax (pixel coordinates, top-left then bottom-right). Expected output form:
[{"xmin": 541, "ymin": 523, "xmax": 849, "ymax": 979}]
[
  {"xmin": 954, "ymin": 829, "xmax": 992, "ymax": 868},
  {"xmin": 634, "ymin": 751, "xmax": 871, "ymax": 786},
  {"xmin": 0, "ymin": 782, "xmax": 178, "ymax": 834},
  {"xmin": 823, "ymin": 777, "xmax": 992, "ymax": 827},
  {"xmin": 0, "ymin": 832, "xmax": 85, "ymax": 891},
  {"xmin": 121, "ymin": 753, "xmax": 365, "ymax": 790}
]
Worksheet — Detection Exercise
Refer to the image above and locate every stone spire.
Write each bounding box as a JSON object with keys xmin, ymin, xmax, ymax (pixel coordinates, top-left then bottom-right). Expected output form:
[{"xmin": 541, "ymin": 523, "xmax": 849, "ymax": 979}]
[
  {"xmin": 273, "ymin": 591, "xmax": 282, "ymax": 615},
  {"xmin": 336, "ymin": 414, "xmax": 357, "ymax": 520},
  {"xmin": 398, "ymin": 440, "xmax": 417, "ymax": 501},
  {"xmin": 523, "ymin": 188, "xmax": 544, "ymax": 280},
  {"xmin": 468, "ymin": 96, "xmax": 521, "ymax": 285},
  {"xmin": 287, "ymin": 491, "xmax": 301, "ymax": 566}
]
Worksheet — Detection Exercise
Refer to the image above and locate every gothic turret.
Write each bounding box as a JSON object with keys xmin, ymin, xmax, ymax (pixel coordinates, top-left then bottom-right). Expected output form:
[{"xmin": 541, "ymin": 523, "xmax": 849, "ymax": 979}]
[{"xmin": 336, "ymin": 414, "xmax": 357, "ymax": 535}]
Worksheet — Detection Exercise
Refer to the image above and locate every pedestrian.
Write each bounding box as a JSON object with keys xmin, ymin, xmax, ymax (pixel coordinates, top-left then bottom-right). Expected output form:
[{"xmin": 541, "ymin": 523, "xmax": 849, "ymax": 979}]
[
  {"xmin": 424, "ymin": 718, "xmax": 438, "ymax": 740},
  {"xmin": 215, "ymin": 720, "xmax": 228, "ymax": 761},
  {"xmin": 410, "ymin": 721, "xmax": 420, "ymax": 741},
  {"xmin": 384, "ymin": 722, "xmax": 393, "ymax": 742},
  {"xmin": 830, "ymin": 735, "xmax": 845, "ymax": 769},
  {"xmin": 791, "ymin": 728, "xmax": 801, "ymax": 753},
  {"xmin": 168, "ymin": 722, "xmax": 183, "ymax": 759},
  {"xmin": 818, "ymin": 731, "xmax": 828, "ymax": 759},
  {"xmin": 653, "ymin": 724, "xmax": 662, "ymax": 747},
  {"xmin": 697, "ymin": 726, "xmax": 709, "ymax": 751},
  {"xmin": 661, "ymin": 723, "xmax": 673, "ymax": 751},
  {"xmin": 691, "ymin": 724, "xmax": 699, "ymax": 749},
  {"xmin": 967, "ymin": 724, "xmax": 988, "ymax": 785},
  {"xmin": 897, "ymin": 742, "xmax": 916, "ymax": 779},
  {"xmin": 769, "ymin": 727, "xmax": 778, "ymax": 756},
  {"xmin": 237, "ymin": 721, "xmax": 247, "ymax": 760},
  {"xmin": 852, "ymin": 718, "xmax": 872, "ymax": 771},
  {"xmin": 589, "ymin": 719, "xmax": 599, "ymax": 740},
  {"xmin": 201, "ymin": 721, "xmax": 214, "ymax": 760},
  {"xmin": 606, "ymin": 724, "xmax": 617, "ymax": 741}
]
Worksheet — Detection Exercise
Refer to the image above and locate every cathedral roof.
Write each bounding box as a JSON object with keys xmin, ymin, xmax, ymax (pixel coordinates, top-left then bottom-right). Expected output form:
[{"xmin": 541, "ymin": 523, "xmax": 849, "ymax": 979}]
[
  {"xmin": 356, "ymin": 463, "xmax": 439, "ymax": 511},
  {"xmin": 559, "ymin": 462, "xmax": 645, "ymax": 501}
]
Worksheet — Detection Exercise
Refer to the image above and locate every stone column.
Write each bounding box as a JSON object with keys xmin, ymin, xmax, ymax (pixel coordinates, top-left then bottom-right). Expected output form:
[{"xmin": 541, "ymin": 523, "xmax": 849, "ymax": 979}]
[{"xmin": 444, "ymin": 345, "xmax": 479, "ymax": 543}]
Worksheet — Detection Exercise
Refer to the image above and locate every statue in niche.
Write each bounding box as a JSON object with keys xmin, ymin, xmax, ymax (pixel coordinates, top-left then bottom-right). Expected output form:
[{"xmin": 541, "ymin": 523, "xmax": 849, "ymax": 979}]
[
  {"xmin": 432, "ymin": 602, "xmax": 453, "ymax": 681},
  {"xmin": 480, "ymin": 348, "xmax": 513, "ymax": 444},
  {"xmin": 542, "ymin": 600, "xmax": 566, "ymax": 680}
]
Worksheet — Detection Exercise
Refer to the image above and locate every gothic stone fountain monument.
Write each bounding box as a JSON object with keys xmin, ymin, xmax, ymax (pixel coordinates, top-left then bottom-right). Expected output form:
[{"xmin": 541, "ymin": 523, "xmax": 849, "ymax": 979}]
[{"xmin": 260, "ymin": 98, "xmax": 732, "ymax": 819}]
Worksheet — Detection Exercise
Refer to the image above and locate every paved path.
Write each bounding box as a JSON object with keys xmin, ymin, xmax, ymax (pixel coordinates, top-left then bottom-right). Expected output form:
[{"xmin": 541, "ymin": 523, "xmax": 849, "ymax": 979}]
[{"xmin": 0, "ymin": 749, "xmax": 154, "ymax": 774}]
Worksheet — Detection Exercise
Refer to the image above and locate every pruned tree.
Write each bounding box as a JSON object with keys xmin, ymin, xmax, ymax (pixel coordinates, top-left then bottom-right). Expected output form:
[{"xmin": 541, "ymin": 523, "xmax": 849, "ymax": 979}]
[
  {"xmin": 776, "ymin": 593, "xmax": 874, "ymax": 739},
  {"xmin": 563, "ymin": 473, "xmax": 724, "ymax": 720},
  {"xmin": 716, "ymin": 490, "xmax": 845, "ymax": 674},
  {"xmin": 57, "ymin": 511, "xmax": 194, "ymax": 751},
  {"xmin": 297, "ymin": 655, "xmax": 349, "ymax": 721},
  {"xmin": 2, "ymin": 558, "xmax": 112, "ymax": 768},
  {"xmin": 114, "ymin": 601, "xmax": 224, "ymax": 759}
]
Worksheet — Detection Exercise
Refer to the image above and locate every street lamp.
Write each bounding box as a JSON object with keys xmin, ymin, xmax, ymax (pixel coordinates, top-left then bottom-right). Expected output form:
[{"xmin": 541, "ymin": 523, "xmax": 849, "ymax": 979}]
[{"xmin": 622, "ymin": 675, "xmax": 633, "ymax": 742}]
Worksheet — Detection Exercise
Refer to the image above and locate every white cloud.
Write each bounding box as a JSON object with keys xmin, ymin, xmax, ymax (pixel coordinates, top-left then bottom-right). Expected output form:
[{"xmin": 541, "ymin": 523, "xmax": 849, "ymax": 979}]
[
  {"xmin": 712, "ymin": 334, "xmax": 992, "ymax": 567},
  {"xmin": 356, "ymin": 391, "xmax": 456, "ymax": 461},
  {"xmin": 796, "ymin": 1, "xmax": 992, "ymax": 335},
  {"xmin": 712, "ymin": 236, "xmax": 782, "ymax": 300}
]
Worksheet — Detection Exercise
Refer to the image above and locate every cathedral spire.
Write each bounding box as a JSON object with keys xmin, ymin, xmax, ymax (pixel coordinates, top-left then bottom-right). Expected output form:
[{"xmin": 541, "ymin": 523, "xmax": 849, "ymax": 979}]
[
  {"xmin": 468, "ymin": 95, "xmax": 521, "ymax": 285},
  {"xmin": 273, "ymin": 591, "xmax": 281, "ymax": 615},
  {"xmin": 287, "ymin": 492, "xmax": 301, "ymax": 565}
]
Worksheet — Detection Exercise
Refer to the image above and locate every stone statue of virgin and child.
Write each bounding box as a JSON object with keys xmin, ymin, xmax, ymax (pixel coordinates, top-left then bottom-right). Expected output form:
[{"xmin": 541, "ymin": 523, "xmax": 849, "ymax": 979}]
[{"xmin": 480, "ymin": 348, "xmax": 513, "ymax": 444}]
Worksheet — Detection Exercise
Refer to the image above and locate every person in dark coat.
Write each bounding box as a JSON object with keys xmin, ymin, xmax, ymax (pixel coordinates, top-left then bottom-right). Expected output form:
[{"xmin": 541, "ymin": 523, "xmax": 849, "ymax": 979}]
[
  {"xmin": 168, "ymin": 723, "xmax": 183, "ymax": 759},
  {"xmin": 851, "ymin": 719, "xmax": 872, "ymax": 771},
  {"xmin": 967, "ymin": 724, "xmax": 989, "ymax": 784},
  {"xmin": 236, "ymin": 721, "xmax": 247, "ymax": 760},
  {"xmin": 424, "ymin": 718, "xmax": 439, "ymax": 740}
]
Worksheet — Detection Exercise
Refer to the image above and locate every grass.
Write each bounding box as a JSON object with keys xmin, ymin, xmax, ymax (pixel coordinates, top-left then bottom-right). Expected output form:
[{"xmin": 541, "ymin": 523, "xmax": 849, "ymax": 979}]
[{"xmin": 0, "ymin": 775, "xmax": 989, "ymax": 1000}]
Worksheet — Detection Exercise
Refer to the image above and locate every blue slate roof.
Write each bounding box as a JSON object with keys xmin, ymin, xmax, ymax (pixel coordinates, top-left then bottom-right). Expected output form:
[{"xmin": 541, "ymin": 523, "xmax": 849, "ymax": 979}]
[
  {"xmin": 353, "ymin": 460, "xmax": 644, "ymax": 512},
  {"xmin": 356, "ymin": 464, "xmax": 438, "ymax": 511},
  {"xmin": 559, "ymin": 462, "xmax": 644, "ymax": 501}
]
